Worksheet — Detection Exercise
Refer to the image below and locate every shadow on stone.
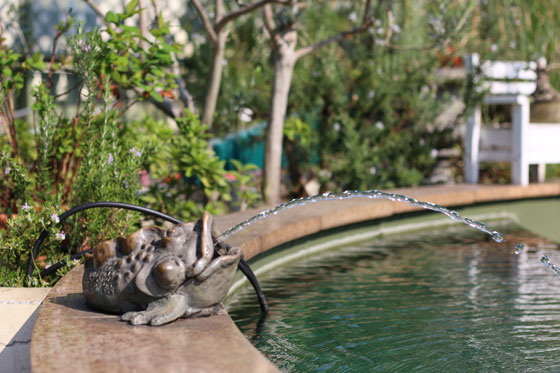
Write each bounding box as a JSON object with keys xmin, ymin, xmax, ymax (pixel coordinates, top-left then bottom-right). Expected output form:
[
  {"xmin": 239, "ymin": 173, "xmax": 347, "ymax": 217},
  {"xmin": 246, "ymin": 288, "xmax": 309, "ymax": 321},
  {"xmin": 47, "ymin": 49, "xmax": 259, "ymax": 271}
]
[
  {"xmin": 49, "ymin": 293, "xmax": 125, "ymax": 321},
  {"xmin": 0, "ymin": 307, "xmax": 41, "ymax": 373}
]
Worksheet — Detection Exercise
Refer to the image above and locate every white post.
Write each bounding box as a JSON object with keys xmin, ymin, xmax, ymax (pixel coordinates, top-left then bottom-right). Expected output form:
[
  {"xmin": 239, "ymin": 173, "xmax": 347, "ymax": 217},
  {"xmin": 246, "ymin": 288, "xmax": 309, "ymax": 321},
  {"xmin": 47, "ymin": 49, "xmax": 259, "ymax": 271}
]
[
  {"xmin": 464, "ymin": 105, "xmax": 481, "ymax": 183},
  {"xmin": 537, "ymin": 164, "xmax": 546, "ymax": 182},
  {"xmin": 511, "ymin": 95, "xmax": 530, "ymax": 185}
]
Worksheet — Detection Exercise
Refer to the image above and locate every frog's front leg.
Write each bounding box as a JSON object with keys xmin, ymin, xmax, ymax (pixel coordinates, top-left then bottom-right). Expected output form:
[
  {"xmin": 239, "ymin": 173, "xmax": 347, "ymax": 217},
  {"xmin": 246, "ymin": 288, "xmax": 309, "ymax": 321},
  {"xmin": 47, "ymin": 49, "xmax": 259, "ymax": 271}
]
[{"xmin": 121, "ymin": 293, "xmax": 187, "ymax": 326}]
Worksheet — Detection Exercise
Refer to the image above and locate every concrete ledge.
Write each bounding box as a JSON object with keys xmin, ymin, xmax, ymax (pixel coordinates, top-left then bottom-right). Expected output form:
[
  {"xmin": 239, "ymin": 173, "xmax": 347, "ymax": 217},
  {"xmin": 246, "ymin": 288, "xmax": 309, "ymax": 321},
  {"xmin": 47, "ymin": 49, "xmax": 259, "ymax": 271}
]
[
  {"xmin": 30, "ymin": 183, "xmax": 560, "ymax": 371},
  {"xmin": 0, "ymin": 288, "xmax": 50, "ymax": 372},
  {"xmin": 30, "ymin": 266, "xmax": 277, "ymax": 372}
]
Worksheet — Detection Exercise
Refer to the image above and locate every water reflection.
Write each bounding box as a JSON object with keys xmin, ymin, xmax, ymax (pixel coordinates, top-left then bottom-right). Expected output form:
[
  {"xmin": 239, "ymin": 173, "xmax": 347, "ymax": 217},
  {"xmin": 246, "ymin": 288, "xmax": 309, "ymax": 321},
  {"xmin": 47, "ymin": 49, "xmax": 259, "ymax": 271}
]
[{"xmin": 227, "ymin": 223, "xmax": 560, "ymax": 371}]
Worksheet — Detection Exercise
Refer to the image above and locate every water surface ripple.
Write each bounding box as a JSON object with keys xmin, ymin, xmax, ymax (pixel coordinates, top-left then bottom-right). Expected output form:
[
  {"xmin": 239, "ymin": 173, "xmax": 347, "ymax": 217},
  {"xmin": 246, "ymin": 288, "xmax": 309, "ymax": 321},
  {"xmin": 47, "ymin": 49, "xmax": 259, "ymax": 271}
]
[{"xmin": 228, "ymin": 224, "xmax": 560, "ymax": 372}]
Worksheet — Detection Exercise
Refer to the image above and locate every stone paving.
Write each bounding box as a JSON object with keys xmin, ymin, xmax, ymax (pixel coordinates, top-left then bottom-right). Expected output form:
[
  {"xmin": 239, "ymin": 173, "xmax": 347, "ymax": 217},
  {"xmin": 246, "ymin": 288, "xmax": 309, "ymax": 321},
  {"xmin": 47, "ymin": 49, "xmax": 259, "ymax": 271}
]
[{"xmin": 0, "ymin": 288, "xmax": 50, "ymax": 372}]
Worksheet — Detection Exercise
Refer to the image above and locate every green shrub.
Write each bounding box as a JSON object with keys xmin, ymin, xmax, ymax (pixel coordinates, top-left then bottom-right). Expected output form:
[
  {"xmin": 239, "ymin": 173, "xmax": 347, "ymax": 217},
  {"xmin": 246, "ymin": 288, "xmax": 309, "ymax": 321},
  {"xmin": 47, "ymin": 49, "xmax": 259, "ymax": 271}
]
[{"xmin": 0, "ymin": 3, "xmax": 259, "ymax": 286}]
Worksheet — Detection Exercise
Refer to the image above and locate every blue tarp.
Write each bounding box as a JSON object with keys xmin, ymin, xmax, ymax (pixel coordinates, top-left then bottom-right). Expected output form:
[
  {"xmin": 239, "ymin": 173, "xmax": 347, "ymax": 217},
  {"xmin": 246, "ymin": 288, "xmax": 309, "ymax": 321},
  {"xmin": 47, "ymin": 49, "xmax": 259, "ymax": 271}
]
[{"xmin": 211, "ymin": 123, "xmax": 266, "ymax": 169}]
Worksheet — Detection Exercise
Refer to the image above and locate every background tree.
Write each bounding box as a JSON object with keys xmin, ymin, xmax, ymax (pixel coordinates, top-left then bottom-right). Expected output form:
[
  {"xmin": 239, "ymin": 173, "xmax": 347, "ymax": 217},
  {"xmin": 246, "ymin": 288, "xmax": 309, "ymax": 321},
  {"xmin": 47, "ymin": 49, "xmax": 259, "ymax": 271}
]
[
  {"xmin": 190, "ymin": 0, "xmax": 290, "ymax": 127},
  {"xmin": 261, "ymin": 0, "xmax": 373, "ymax": 204}
]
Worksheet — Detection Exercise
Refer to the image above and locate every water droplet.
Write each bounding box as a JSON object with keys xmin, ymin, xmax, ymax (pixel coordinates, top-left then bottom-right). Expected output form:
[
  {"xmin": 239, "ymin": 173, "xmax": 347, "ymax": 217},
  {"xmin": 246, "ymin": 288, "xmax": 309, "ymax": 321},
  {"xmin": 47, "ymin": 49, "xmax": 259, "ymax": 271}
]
[
  {"xmin": 491, "ymin": 232, "xmax": 504, "ymax": 243},
  {"xmin": 514, "ymin": 243, "xmax": 525, "ymax": 255}
]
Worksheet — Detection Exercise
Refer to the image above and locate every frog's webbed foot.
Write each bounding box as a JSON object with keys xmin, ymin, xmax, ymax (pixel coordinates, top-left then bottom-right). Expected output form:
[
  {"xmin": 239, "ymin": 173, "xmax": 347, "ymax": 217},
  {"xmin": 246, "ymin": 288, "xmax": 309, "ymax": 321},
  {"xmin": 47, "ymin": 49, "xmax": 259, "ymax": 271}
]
[
  {"xmin": 121, "ymin": 294, "xmax": 187, "ymax": 326},
  {"xmin": 185, "ymin": 304, "xmax": 223, "ymax": 318}
]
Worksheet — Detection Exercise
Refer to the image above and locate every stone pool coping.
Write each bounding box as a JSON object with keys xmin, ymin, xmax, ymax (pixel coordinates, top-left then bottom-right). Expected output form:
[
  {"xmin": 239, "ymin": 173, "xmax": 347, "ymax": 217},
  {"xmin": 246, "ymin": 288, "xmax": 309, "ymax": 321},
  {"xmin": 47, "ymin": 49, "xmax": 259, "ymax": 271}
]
[
  {"xmin": 30, "ymin": 182, "xmax": 560, "ymax": 371},
  {"xmin": 0, "ymin": 288, "xmax": 50, "ymax": 371}
]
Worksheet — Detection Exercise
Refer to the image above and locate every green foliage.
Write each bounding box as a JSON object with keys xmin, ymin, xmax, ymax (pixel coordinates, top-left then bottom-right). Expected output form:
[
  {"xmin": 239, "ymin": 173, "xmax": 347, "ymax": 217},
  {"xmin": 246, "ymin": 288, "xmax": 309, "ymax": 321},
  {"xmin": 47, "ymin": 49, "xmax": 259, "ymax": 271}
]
[
  {"xmin": 129, "ymin": 112, "xmax": 259, "ymax": 221},
  {"xmin": 228, "ymin": 159, "xmax": 261, "ymax": 211},
  {"xmin": 0, "ymin": 49, "xmax": 44, "ymax": 93},
  {"xmin": 462, "ymin": 0, "xmax": 560, "ymax": 90},
  {"xmin": 0, "ymin": 3, "xmax": 182, "ymax": 286},
  {"xmin": 74, "ymin": 5, "xmax": 178, "ymax": 103},
  {"xmin": 8, "ymin": 0, "xmax": 557, "ymax": 285},
  {"xmin": 209, "ymin": 2, "xmax": 457, "ymax": 194}
]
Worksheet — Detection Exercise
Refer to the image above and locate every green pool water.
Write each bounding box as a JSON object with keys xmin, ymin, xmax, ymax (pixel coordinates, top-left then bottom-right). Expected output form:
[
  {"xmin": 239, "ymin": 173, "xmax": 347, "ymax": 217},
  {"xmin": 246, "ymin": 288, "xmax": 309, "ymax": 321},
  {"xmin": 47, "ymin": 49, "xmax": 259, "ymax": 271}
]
[{"xmin": 227, "ymin": 223, "xmax": 560, "ymax": 372}]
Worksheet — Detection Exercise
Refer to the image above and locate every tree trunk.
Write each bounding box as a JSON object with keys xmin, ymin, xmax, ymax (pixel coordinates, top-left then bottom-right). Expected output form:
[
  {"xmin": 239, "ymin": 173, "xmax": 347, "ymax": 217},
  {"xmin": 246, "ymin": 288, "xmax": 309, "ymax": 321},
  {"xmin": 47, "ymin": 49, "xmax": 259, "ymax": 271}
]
[
  {"xmin": 263, "ymin": 47, "xmax": 296, "ymax": 205},
  {"xmin": 201, "ymin": 32, "xmax": 227, "ymax": 127}
]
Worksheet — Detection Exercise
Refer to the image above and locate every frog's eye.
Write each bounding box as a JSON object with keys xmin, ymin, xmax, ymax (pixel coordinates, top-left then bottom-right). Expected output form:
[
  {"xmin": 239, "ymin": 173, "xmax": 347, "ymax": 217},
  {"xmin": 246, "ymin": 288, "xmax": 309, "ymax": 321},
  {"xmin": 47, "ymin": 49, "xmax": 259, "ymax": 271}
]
[
  {"xmin": 92, "ymin": 240, "xmax": 117, "ymax": 269},
  {"xmin": 153, "ymin": 257, "xmax": 186, "ymax": 290}
]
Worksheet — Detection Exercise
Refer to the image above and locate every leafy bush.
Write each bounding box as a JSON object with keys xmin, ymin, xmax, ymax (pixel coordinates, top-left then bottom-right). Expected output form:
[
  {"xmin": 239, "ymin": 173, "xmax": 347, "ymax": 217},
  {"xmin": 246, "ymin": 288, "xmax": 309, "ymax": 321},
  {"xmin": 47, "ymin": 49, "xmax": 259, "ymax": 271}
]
[
  {"xmin": 128, "ymin": 112, "xmax": 260, "ymax": 221},
  {"xmin": 0, "ymin": 3, "xmax": 259, "ymax": 286},
  {"xmin": 0, "ymin": 20, "xmax": 148, "ymax": 285}
]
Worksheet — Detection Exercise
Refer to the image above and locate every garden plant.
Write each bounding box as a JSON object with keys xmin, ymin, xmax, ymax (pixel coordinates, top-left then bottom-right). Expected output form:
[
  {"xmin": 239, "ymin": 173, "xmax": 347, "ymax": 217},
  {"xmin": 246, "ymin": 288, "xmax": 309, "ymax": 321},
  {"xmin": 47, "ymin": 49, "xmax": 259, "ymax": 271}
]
[{"xmin": 1, "ymin": 0, "xmax": 559, "ymax": 286}]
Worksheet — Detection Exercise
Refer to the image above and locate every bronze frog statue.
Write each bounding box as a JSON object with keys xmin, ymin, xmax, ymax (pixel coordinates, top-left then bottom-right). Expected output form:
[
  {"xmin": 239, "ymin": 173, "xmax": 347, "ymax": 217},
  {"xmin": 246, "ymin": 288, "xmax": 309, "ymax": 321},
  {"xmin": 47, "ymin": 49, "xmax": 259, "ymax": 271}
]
[{"xmin": 82, "ymin": 211, "xmax": 241, "ymax": 326}]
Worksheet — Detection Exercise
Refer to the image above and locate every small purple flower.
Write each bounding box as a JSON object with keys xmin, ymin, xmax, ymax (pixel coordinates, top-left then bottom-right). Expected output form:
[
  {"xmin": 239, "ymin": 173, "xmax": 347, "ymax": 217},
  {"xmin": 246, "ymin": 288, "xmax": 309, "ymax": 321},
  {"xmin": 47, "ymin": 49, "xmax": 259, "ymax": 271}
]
[
  {"xmin": 4, "ymin": 167, "xmax": 10, "ymax": 174},
  {"xmin": 22, "ymin": 202, "xmax": 31, "ymax": 211},
  {"xmin": 83, "ymin": 43, "xmax": 90, "ymax": 52},
  {"xmin": 51, "ymin": 213, "xmax": 60, "ymax": 223},
  {"xmin": 129, "ymin": 147, "xmax": 142, "ymax": 157},
  {"xmin": 55, "ymin": 231, "xmax": 66, "ymax": 241},
  {"xmin": 107, "ymin": 153, "xmax": 114, "ymax": 165}
]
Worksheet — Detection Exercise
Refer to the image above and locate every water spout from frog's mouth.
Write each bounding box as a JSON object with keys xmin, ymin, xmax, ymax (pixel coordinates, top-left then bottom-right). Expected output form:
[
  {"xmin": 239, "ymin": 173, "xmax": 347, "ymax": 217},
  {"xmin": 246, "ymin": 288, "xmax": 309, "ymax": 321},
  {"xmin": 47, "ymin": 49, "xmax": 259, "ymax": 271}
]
[{"xmin": 218, "ymin": 190, "xmax": 504, "ymax": 243}]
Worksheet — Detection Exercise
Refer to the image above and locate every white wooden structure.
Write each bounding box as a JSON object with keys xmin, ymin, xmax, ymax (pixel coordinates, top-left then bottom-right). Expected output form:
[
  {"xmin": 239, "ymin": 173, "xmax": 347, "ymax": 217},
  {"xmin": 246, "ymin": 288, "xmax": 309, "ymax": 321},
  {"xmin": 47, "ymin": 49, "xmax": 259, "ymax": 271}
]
[{"xmin": 464, "ymin": 54, "xmax": 560, "ymax": 185}]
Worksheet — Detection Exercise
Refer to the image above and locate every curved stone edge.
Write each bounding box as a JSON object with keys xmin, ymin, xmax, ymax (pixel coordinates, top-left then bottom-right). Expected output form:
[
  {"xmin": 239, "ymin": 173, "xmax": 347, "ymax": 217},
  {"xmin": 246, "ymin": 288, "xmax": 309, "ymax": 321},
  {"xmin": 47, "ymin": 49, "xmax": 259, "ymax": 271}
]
[
  {"xmin": 216, "ymin": 183, "xmax": 560, "ymax": 260},
  {"xmin": 31, "ymin": 183, "xmax": 560, "ymax": 371},
  {"xmin": 31, "ymin": 265, "xmax": 278, "ymax": 372}
]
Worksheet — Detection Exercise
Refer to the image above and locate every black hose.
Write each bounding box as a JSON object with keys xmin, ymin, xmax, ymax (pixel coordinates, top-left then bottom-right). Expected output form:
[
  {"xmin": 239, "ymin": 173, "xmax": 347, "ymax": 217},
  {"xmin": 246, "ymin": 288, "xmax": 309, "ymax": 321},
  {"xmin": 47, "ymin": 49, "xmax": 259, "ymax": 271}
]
[
  {"xmin": 238, "ymin": 258, "xmax": 269, "ymax": 313},
  {"xmin": 27, "ymin": 201, "xmax": 183, "ymax": 283},
  {"xmin": 29, "ymin": 201, "xmax": 268, "ymax": 314}
]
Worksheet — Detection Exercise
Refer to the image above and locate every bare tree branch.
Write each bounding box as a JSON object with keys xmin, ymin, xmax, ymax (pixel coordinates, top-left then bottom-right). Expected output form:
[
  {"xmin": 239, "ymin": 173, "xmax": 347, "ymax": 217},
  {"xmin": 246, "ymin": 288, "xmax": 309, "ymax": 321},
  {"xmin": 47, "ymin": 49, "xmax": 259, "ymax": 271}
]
[
  {"xmin": 138, "ymin": 0, "xmax": 149, "ymax": 51},
  {"xmin": 82, "ymin": 0, "xmax": 104, "ymax": 19},
  {"xmin": 216, "ymin": 0, "xmax": 224, "ymax": 22},
  {"xmin": 215, "ymin": 0, "xmax": 290, "ymax": 32},
  {"xmin": 452, "ymin": 0, "xmax": 477, "ymax": 36},
  {"xmin": 171, "ymin": 54, "xmax": 197, "ymax": 113},
  {"xmin": 362, "ymin": 0, "xmax": 372, "ymax": 25},
  {"xmin": 150, "ymin": 97, "xmax": 179, "ymax": 118},
  {"xmin": 292, "ymin": 0, "xmax": 373, "ymax": 60},
  {"xmin": 294, "ymin": 20, "xmax": 373, "ymax": 61},
  {"xmin": 263, "ymin": 4, "xmax": 283, "ymax": 48},
  {"xmin": 384, "ymin": 5, "xmax": 393, "ymax": 45},
  {"xmin": 150, "ymin": 0, "xmax": 159, "ymax": 14},
  {"xmin": 191, "ymin": 0, "xmax": 218, "ymax": 43}
]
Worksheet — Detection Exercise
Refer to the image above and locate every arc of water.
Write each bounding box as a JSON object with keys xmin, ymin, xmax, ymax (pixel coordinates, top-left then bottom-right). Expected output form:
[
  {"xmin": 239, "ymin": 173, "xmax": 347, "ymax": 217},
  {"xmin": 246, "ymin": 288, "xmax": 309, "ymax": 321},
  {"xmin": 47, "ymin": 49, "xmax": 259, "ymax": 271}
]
[
  {"xmin": 541, "ymin": 255, "xmax": 560, "ymax": 278},
  {"xmin": 218, "ymin": 190, "xmax": 504, "ymax": 243}
]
